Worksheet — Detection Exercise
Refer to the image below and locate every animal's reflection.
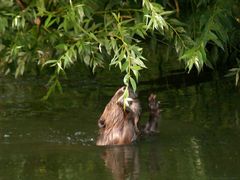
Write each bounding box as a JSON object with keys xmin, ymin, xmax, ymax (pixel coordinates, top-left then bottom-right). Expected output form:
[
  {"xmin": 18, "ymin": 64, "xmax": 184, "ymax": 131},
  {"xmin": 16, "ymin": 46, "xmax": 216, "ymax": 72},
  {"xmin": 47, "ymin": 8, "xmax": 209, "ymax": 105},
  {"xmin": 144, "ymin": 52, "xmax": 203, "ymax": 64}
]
[{"xmin": 101, "ymin": 145, "xmax": 139, "ymax": 180}]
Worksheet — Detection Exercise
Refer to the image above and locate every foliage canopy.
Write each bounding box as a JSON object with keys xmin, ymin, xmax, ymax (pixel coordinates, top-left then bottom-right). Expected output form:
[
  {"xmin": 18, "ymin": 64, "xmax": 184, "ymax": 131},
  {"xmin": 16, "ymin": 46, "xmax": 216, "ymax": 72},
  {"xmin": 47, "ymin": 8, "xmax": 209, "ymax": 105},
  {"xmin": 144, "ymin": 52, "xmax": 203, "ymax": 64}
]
[{"xmin": 0, "ymin": 0, "xmax": 239, "ymax": 98}]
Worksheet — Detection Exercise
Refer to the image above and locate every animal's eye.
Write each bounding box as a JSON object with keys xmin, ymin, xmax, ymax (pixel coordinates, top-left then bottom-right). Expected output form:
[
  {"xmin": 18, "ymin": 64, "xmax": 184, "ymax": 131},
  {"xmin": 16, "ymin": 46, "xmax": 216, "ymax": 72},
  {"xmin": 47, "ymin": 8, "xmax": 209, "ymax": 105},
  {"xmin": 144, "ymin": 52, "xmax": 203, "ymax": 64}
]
[{"xmin": 98, "ymin": 119, "xmax": 105, "ymax": 128}]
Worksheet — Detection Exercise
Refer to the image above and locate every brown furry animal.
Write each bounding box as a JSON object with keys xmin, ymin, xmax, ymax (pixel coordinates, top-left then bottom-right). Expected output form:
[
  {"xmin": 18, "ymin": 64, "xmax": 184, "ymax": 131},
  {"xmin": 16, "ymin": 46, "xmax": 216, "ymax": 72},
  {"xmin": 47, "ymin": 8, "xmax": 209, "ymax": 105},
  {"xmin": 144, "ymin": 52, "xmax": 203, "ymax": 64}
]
[
  {"xmin": 96, "ymin": 87, "xmax": 160, "ymax": 146},
  {"xmin": 96, "ymin": 86, "xmax": 141, "ymax": 146}
]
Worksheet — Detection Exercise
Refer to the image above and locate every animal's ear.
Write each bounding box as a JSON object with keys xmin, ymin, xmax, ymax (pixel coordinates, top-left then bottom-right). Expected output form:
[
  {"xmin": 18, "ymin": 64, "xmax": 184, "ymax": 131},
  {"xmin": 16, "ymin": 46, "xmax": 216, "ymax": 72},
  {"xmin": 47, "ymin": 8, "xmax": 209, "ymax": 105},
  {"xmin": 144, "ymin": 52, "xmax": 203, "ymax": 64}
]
[
  {"xmin": 98, "ymin": 119, "xmax": 105, "ymax": 128},
  {"xmin": 114, "ymin": 86, "xmax": 126, "ymax": 105},
  {"xmin": 117, "ymin": 86, "xmax": 126, "ymax": 94},
  {"xmin": 117, "ymin": 94, "xmax": 124, "ymax": 106},
  {"xmin": 116, "ymin": 88, "xmax": 124, "ymax": 106},
  {"xmin": 121, "ymin": 86, "xmax": 126, "ymax": 91},
  {"xmin": 116, "ymin": 86, "xmax": 133, "ymax": 112}
]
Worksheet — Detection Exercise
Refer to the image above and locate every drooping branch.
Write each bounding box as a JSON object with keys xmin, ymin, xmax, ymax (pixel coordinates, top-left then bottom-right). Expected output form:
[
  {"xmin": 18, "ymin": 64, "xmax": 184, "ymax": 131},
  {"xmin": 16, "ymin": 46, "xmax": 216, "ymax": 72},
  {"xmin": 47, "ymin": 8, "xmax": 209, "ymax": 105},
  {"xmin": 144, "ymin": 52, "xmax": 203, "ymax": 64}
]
[
  {"xmin": 16, "ymin": 0, "xmax": 26, "ymax": 10},
  {"xmin": 174, "ymin": 0, "xmax": 180, "ymax": 17}
]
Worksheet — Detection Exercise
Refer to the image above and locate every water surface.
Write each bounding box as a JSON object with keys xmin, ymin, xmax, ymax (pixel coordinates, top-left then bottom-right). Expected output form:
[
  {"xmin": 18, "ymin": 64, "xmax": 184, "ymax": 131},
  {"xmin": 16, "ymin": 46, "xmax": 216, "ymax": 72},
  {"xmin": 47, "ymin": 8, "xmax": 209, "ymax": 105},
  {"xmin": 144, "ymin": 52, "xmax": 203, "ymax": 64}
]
[{"xmin": 0, "ymin": 77, "xmax": 240, "ymax": 180}]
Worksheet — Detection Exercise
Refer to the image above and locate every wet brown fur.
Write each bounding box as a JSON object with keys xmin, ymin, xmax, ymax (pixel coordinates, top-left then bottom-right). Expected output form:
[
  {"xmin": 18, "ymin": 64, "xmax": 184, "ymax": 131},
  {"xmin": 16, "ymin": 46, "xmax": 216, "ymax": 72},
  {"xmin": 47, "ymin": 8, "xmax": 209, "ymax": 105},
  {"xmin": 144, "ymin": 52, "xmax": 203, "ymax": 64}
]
[
  {"xmin": 96, "ymin": 87, "xmax": 160, "ymax": 146},
  {"xmin": 96, "ymin": 87, "xmax": 141, "ymax": 146}
]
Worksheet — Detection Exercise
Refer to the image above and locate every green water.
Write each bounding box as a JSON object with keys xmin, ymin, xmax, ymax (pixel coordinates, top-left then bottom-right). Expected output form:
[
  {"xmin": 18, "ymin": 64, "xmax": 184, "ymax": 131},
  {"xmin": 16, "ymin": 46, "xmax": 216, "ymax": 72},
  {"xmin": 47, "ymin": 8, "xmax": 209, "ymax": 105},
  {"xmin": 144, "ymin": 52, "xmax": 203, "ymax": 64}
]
[{"xmin": 0, "ymin": 76, "xmax": 240, "ymax": 180}]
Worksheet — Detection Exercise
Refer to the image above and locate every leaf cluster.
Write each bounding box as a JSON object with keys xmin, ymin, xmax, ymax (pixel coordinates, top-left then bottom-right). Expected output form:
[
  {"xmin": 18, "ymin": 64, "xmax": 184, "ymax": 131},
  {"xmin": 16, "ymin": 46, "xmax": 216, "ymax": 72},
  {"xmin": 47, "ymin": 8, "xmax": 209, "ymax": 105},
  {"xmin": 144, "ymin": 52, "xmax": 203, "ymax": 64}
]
[{"xmin": 0, "ymin": 0, "xmax": 239, "ymax": 98}]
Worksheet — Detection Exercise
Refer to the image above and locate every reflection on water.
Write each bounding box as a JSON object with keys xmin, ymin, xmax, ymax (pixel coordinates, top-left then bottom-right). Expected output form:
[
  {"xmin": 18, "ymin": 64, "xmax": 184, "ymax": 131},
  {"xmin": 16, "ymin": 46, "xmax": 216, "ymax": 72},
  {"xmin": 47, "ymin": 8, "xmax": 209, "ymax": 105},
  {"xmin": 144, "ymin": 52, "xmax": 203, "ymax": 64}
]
[
  {"xmin": 190, "ymin": 137, "xmax": 205, "ymax": 177},
  {"xmin": 102, "ymin": 146, "xmax": 139, "ymax": 180},
  {"xmin": 0, "ymin": 77, "xmax": 240, "ymax": 179}
]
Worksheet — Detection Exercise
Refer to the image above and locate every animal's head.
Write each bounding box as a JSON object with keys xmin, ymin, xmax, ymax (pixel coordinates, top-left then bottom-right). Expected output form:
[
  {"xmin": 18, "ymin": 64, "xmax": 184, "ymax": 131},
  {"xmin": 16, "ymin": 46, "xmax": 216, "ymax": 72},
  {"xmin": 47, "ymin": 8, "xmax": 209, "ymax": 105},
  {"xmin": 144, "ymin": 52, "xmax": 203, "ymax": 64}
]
[{"xmin": 98, "ymin": 86, "xmax": 138, "ymax": 129}]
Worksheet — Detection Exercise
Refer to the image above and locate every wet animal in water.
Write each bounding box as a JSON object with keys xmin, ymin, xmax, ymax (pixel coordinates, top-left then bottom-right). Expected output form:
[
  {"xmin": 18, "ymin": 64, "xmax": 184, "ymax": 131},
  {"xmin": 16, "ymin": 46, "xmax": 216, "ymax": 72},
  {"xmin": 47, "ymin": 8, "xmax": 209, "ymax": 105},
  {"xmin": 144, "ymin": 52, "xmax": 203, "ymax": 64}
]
[
  {"xmin": 96, "ymin": 86, "xmax": 140, "ymax": 146},
  {"xmin": 96, "ymin": 86, "xmax": 160, "ymax": 146}
]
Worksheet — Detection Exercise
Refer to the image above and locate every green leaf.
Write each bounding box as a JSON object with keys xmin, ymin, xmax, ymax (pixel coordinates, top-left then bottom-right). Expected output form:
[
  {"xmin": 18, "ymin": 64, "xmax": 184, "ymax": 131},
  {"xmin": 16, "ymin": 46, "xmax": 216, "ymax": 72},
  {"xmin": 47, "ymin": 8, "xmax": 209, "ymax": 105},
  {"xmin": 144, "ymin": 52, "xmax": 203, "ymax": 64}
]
[
  {"xmin": 236, "ymin": 72, "xmax": 239, "ymax": 86},
  {"xmin": 160, "ymin": 11, "xmax": 174, "ymax": 16},
  {"xmin": 132, "ymin": 69, "xmax": 139, "ymax": 82},
  {"xmin": 56, "ymin": 44, "xmax": 68, "ymax": 51},
  {"xmin": 199, "ymin": 44, "xmax": 207, "ymax": 62},
  {"xmin": 130, "ymin": 77, "xmax": 137, "ymax": 92},
  {"xmin": 56, "ymin": 61, "xmax": 63, "ymax": 73},
  {"xmin": 56, "ymin": 79, "xmax": 63, "ymax": 93},
  {"xmin": 89, "ymin": 33, "xmax": 99, "ymax": 42},
  {"xmin": 133, "ymin": 59, "xmax": 147, "ymax": 68},
  {"xmin": 110, "ymin": 37, "xmax": 117, "ymax": 53},
  {"xmin": 180, "ymin": 49, "xmax": 194, "ymax": 60},
  {"xmin": 123, "ymin": 87, "xmax": 129, "ymax": 110},
  {"xmin": 112, "ymin": 13, "xmax": 119, "ymax": 22},
  {"xmin": 121, "ymin": 61, "xmax": 128, "ymax": 72},
  {"xmin": 131, "ymin": 65, "xmax": 142, "ymax": 71},
  {"xmin": 123, "ymin": 74, "xmax": 129, "ymax": 86},
  {"xmin": 44, "ymin": 15, "xmax": 52, "ymax": 28},
  {"xmin": 136, "ymin": 29, "xmax": 145, "ymax": 39},
  {"xmin": 43, "ymin": 60, "xmax": 58, "ymax": 67},
  {"xmin": 118, "ymin": 49, "xmax": 125, "ymax": 62},
  {"xmin": 83, "ymin": 55, "xmax": 90, "ymax": 65},
  {"xmin": 208, "ymin": 31, "xmax": 224, "ymax": 50}
]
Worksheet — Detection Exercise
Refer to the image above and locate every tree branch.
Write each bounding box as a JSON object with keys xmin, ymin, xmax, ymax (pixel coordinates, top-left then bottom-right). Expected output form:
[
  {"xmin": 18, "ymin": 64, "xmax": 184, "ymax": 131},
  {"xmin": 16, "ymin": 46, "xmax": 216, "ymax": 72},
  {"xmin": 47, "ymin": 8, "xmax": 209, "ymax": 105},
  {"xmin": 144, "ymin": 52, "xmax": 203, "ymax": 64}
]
[{"xmin": 16, "ymin": 0, "xmax": 26, "ymax": 10}]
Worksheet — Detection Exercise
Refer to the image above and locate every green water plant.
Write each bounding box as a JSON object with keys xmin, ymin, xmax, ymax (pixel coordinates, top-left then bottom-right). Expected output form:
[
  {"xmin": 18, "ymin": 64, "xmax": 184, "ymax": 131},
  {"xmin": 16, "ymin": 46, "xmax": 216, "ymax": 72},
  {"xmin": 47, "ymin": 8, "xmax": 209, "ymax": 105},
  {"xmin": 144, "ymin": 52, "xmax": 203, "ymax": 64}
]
[{"xmin": 0, "ymin": 0, "xmax": 239, "ymax": 98}]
